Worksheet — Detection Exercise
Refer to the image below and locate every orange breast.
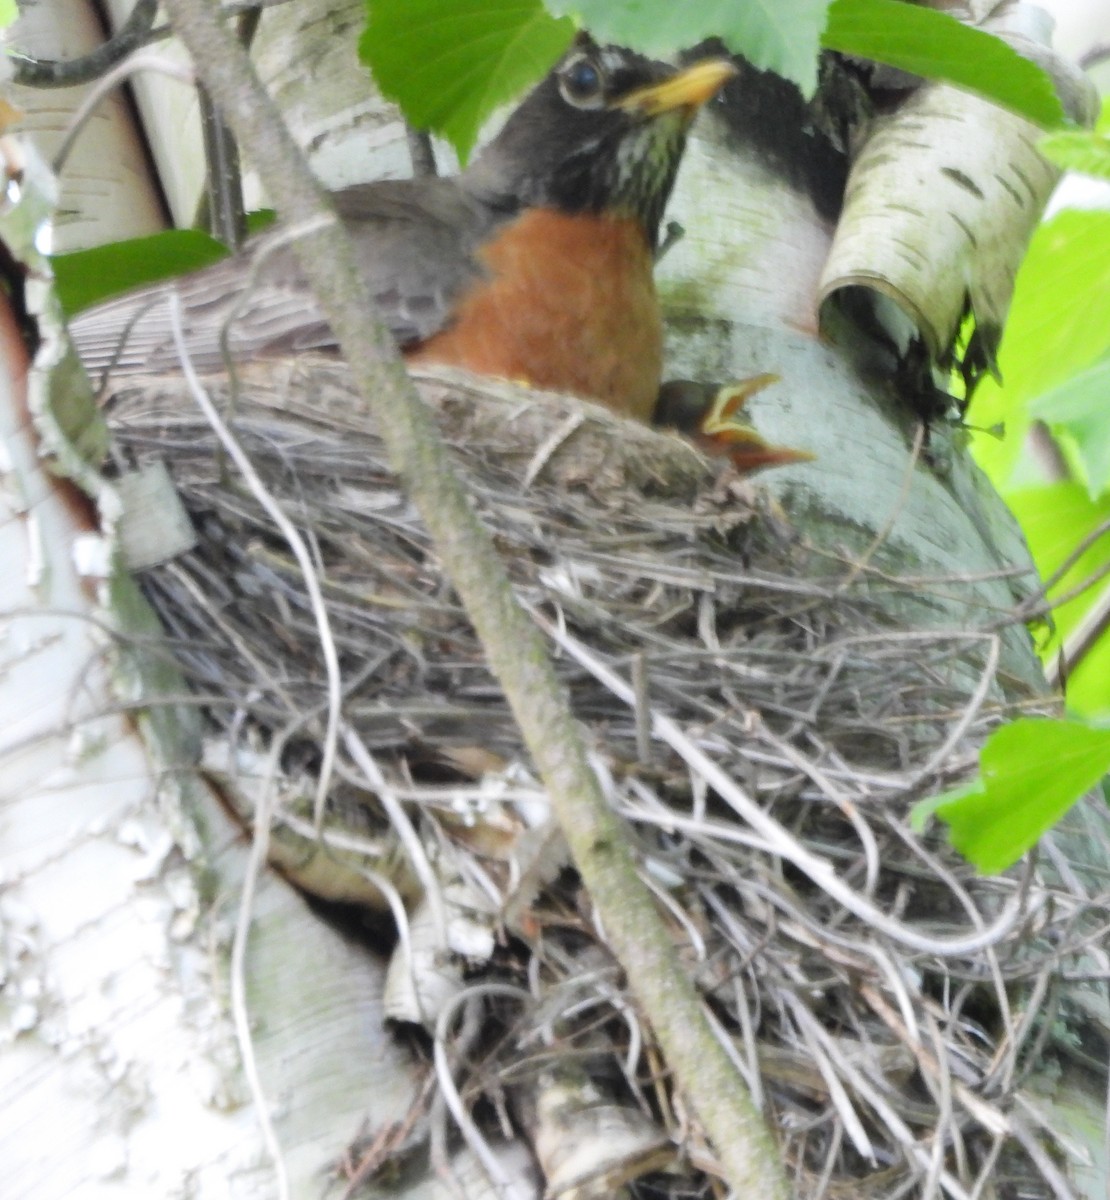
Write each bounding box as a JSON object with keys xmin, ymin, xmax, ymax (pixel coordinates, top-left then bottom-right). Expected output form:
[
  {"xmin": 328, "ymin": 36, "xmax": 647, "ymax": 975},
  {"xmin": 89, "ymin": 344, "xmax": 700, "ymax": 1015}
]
[{"xmin": 407, "ymin": 209, "xmax": 662, "ymax": 422}]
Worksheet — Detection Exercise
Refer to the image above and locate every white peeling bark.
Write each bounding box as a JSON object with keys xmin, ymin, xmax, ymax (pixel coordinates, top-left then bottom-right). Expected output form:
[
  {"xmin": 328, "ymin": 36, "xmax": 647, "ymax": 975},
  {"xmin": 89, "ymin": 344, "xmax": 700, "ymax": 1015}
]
[
  {"xmin": 818, "ymin": 85, "xmax": 1058, "ymax": 366},
  {"xmin": 246, "ymin": 0, "xmax": 423, "ymax": 198},
  {"xmin": 100, "ymin": 0, "xmax": 207, "ymax": 228},
  {"xmin": 8, "ymin": 0, "xmax": 166, "ymax": 249},
  {"xmin": 817, "ymin": 1, "xmax": 1096, "ymax": 372},
  {"xmin": 0, "ymin": 143, "xmax": 441, "ymax": 1200}
]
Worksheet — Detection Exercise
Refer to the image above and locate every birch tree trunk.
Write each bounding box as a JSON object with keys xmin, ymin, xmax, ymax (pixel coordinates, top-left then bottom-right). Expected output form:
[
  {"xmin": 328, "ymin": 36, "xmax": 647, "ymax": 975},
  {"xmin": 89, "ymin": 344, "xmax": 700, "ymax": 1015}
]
[{"xmin": 3, "ymin": 2, "xmax": 1108, "ymax": 1196}]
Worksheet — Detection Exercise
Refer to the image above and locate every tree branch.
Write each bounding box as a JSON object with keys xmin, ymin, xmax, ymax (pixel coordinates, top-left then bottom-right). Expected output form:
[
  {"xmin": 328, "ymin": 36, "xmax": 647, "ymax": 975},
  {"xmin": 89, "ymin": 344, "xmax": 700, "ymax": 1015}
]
[
  {"xmin": 12, "ymin": 0, "xmax": 162, "ymax": 88},
  {"xmin": 157, "ymin": 1, "xmax": 789, "ymax": 1194}
]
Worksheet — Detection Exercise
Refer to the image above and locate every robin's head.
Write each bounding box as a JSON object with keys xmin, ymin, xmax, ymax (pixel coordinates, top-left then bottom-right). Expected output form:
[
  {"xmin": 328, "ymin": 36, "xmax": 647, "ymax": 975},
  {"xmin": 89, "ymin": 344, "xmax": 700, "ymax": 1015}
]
[{"xmin": 464, "ymin": 38, "xmax": 736, "ymax": 246}]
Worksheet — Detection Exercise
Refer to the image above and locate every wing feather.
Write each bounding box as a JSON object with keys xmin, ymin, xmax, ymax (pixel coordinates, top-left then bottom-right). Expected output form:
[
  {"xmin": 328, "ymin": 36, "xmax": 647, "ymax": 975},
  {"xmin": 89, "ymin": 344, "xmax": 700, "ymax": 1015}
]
[{"xmin": 70, "ymin": 177, "xmax": 500, "ymax": 379}]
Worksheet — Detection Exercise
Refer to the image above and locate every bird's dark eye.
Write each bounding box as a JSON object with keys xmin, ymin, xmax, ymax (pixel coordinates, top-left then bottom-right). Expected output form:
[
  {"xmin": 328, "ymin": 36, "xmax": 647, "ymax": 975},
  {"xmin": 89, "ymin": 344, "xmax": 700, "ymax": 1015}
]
[{"xmin": 558, "ymin": 54, "xmax": 605, "ymax": 108}]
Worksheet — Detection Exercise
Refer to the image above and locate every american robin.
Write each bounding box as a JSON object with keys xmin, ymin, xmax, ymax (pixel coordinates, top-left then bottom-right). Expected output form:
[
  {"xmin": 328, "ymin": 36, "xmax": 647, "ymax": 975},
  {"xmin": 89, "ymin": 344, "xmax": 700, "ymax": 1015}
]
[
  {"xmin": 71, "ymin": 39, "xmax": 736, "ymax": 423},
  {"xmin": 655, "ymin": 376, "xmax": 815, "ymax": 473}
]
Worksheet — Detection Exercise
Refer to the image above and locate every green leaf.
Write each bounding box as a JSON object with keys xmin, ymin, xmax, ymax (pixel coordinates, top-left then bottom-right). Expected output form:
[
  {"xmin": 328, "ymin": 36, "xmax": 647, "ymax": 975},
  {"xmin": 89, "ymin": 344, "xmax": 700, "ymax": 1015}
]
[
  {"xmin": 0, "ymin": 1, "xmax": 17, "ymax": 30},
  {"xmin": 1030, "ymin": 354, "xmax": 1110, "ymax": 497},
  {"xmin": 245, "ymin": 209, "xmax": 276, "ymax": 236},
  {"xmin": 545, "ymin": 0, "xmax": 828, "ymax": 95},
  {"xmin": 822, "ymin": 0, "xmax": 1065, "ymax": 129},
  {"xmin": 969, "ymin": 211, "xmax": 1110, "ymax": 487},
  {"xmin": 1039, "ymin": 130, "xmax": 1110, "ymax": 182},
  {"xmin": 1061, "ymin": 633, "xmax": 1110, "ymax": 720},
  {"xmin": 968, "ymin": 210, "xmax": 1110, "ymax": 467},
  {"xmin": 970, "ymin": 210, "xmax": 1110, "ymax": 490},
  {"xmin": 914, "ymin": 718, "xmax": 1110, "ymax": 873},
  {"xmin": 965, "ymin": 390, "xmax": 1029, "ymax": 490},
  {"xmin": 1098, "ymin": 98, "xmax": 1110, "ymax": 136},
  {"xmin": 51, "ymin": 230, "xmax": 229, "ymax": 316},
  {"xmin": 1004, "ymin": 484, "xmax": 1110, "ymax": 717},
  {"xmin": 1007, "ymin": 484, "xmax": 1110, "ymax": 614},
  {"xmin": 360, "ymin": 0, "xmax": 574, "ymax": 162}
]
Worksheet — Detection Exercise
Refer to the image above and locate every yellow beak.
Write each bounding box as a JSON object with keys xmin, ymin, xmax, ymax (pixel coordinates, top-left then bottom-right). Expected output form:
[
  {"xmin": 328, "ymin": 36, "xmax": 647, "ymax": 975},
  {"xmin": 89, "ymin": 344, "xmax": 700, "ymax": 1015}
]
[{"xmin": 617, "ymin": 58, "xmax": 737, "ymax": 118}]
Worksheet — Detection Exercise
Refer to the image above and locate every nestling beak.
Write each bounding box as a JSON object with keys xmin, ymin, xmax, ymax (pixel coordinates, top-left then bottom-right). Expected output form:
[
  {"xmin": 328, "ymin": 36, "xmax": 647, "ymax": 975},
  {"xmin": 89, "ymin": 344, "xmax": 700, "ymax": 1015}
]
[{"xmin": 618, "ymin": 58, "xmax": 737, "ymax": 118}]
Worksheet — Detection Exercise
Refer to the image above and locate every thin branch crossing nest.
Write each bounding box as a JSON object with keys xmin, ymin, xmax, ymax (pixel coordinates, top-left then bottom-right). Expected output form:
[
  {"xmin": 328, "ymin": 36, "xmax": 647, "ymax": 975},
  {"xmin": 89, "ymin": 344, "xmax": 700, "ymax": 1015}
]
[{"xmin": 106, "ymin": 358, "xmax": 1108, "ymax": 1199}]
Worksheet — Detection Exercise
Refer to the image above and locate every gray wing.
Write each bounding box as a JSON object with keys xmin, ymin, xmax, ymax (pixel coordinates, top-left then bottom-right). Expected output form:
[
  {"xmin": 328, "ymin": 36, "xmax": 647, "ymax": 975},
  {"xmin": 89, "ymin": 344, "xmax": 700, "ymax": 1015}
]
[{"xmin": 69, "ymin": 178, "xmax": 498, "ymax": 379}]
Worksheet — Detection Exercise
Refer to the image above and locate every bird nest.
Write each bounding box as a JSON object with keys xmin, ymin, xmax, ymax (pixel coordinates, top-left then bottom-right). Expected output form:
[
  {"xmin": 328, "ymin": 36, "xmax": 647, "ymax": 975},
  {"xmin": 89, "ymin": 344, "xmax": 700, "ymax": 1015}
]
[{"xmin": 105, "ymin": 357, "xmax": 1106, "ymax": 1200}]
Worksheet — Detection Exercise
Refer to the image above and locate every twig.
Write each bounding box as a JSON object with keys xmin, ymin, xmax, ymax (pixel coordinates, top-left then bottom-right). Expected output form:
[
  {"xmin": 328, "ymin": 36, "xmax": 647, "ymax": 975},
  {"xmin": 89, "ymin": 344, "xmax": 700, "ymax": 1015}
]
[
  {"xmin": 535, "ymin": 611, "xmax": 1036, "ymax": 957},
  {"xmin": 836, "ymin": 420, "xmax": 925, "ymax": 592},
  {"xmin": 1009, "ymin": 1107, "xmax": 1080, "ymax": 1200},
  {"xmin": 753, "ymin": 714, "xmax": 881, "ymax": 896},
  {"xmin": 906, "ymin": 634, "xmax": 1000, "ymax": 787},
  {"xmin": 521, "ymin": 410, "xmax": 585, "ymax": 488},
  {"xmin": 159, "ymin": 3, "xmax": 789, "ymax": 1194},
  {"xmin": 1026, "ymin": 420, "xmax": 1071, "ymax": 484},
  {"xmin": 794, "ymin": 994, "xmax": 977, "ymax": 1200},
  {"xmin": 198, "ymin": 84, "xmax": 246, "ymax": 247},
  {"xmin": 12, "ymin": 0, "xmax": 162, "ymax": 88},
  {"xmin": 52, "ymin": 53, "xmax": 195, "ymax": 176},
  {"xmin": 1046, "ymin": 577, "xmax": 1110, "ymax": 690},
  {"xmin": 1011, "ymin": 515, "xmax": 1110, "ymax": 623},
  {"xmin": 433, "ymin": 984, "xmax": 533, "ymax": 1200},
  {"xmin": 405, "ymin": 125, "xmax": 437, "ymax": 178},
  {"xmin": 860, "ymin": 985, "xmax": 1010, "ymax": 1138},
  {"xmin": 167, "ymin": 293, "xmax": 342, "ymax": 824},
  {"xmin": 341, "ymin": 1070, "xmax": 436, "ymax": 1199},
  {"xmin": 340, "ymin": 726, "xmax": 447, "ymax": 952}
]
